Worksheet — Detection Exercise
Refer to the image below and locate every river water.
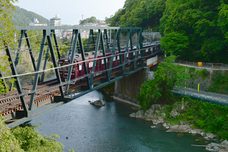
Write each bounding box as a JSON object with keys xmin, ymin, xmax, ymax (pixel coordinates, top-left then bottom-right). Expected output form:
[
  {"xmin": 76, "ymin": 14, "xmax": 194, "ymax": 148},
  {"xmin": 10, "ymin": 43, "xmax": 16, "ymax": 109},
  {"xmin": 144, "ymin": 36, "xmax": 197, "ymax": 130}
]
[{"xmin": 31, "ymin": 91, "xmax": 205, "ymax": 152}]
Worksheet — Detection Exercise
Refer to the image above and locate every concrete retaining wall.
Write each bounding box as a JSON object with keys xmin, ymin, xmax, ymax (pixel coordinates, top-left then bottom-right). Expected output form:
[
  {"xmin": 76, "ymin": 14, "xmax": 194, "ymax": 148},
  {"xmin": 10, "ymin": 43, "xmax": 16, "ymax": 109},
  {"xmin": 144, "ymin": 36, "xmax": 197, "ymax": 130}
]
[{"xmin": 114, "ymin": 65, "xmax": 157, "ymax": 105}]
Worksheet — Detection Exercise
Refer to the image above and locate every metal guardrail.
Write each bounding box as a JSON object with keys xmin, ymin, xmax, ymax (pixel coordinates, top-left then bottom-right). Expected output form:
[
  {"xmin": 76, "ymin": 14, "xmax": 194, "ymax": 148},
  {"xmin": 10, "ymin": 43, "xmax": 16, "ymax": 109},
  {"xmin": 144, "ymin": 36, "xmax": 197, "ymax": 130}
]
[
  {"xmin": 173, "ymin": 87, "xmax": 228, "ymax": 106},
  {"xmin": 175, "ymin": 60, "xmax": 228, "ymax": 70}
]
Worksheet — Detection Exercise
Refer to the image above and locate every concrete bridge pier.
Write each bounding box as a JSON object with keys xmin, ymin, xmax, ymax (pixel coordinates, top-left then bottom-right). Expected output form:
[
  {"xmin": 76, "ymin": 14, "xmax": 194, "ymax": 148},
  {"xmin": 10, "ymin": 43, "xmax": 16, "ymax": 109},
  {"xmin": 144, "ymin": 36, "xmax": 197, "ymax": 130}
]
[{"xmin": 113, "ymin": 65, "xmax": 158, "ymax": 105}]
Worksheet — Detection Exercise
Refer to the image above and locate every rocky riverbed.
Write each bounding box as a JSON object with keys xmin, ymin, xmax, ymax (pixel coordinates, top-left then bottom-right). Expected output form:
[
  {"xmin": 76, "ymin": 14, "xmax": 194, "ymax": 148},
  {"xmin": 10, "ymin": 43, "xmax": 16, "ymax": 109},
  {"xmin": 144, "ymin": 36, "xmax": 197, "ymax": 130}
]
[{"xmin": 129, "ymin": 103, "xmax": 228, "ymax": 152}]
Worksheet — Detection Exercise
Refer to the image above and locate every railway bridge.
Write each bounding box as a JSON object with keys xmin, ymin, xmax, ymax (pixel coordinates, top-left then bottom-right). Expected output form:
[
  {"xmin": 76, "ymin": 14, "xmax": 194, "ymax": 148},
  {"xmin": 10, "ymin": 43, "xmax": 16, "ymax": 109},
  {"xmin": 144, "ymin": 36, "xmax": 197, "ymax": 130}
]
[{"xmin": 0, "ymin": 26, "xmax": 162, "ymax": 127}]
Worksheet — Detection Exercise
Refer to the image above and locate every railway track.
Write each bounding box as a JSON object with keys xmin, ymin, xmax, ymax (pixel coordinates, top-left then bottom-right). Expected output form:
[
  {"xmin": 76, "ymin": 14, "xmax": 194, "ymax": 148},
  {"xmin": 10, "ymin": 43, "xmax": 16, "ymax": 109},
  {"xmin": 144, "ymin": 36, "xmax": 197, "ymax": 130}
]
[
  {"xmin": 0, "ymin": 79, "xmax": 59, "ymax": 117},
  {"xmin": 0, "ymin": 61, "xmax": 144, "ymax": 118}
]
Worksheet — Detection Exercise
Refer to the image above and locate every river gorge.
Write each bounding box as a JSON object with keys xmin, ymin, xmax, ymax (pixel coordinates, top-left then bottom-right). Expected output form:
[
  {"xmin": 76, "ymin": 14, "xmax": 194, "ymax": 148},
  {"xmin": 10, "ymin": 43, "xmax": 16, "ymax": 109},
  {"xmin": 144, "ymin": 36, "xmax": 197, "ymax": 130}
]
[{"xmin": 29, "ymin": 90, "xmax": 208, "ymax": 152}]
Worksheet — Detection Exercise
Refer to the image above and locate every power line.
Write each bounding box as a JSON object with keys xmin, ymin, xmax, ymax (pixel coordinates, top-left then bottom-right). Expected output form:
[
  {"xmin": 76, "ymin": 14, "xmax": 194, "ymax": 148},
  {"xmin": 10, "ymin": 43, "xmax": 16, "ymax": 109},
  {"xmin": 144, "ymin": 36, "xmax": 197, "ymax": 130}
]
[{"xmin": 0, "ymin": 53, "xmax": 154, "ymax": 103}]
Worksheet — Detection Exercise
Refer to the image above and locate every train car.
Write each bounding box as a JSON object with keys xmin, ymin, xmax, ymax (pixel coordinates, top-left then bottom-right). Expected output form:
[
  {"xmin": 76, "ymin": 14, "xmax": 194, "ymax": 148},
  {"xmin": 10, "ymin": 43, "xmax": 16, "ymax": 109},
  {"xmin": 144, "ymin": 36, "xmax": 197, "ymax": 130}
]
[{"xmin": 58, "ymin": 42, "xmax": 161, "ymax": 81}]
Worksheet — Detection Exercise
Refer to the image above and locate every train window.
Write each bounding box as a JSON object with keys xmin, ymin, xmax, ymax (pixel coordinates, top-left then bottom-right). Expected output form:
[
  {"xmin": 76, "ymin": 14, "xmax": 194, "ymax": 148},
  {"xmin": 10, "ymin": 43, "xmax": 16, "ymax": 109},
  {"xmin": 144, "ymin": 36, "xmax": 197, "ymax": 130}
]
[
  {"xmin": 133, "ymin": 52, "xmax": 135, "ymax": 56},
  {"xmin": 89, "ymin": 62, "xmax": 93, "ymax": 68},
  {"xmin": 102, "ymin": 59, "xmax": 104, "ymax": 64},
  {"xmin": 139, "ymin": 50, "xmax": 140, "ymax": 54},
  {"xmin": 79, "ymin": 64, "xmax": 82, "ymax": 70},
  {"xmin": 113, "ymin": 57, "xmax": 116, "ymax": 61},
  {"xmin": 127, "ymin": 53, "xmax": 129, "ymax": 57},
  {"xmin": 146, "ymin": 49, "xmax": 148, "ymax": 52},
  {"xmin": 117, "ymin": 56, "xmax": 120, "ymax": 60},
  {"xmin": 72, "ymin": 65, "xmax": 75, "ymax": 71}
]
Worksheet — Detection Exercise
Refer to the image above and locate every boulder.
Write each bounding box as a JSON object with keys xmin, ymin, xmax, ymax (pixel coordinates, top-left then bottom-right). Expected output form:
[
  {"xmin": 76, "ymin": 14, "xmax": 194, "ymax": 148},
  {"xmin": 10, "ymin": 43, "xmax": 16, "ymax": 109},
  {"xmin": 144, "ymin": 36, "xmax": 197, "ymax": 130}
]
[
  {"xmin": 129, "ymin": 113, "xmax": 136, "ymax": 118},
  {"xmin": 151, "ymin": 125, "xmax": 156, "ymax": 129},
  {"xmin": 189, "ymin": 130, "xmax": 197, "ymax": 134},
  {"xmin": 135, "ymin": 110, "xmax": 144, "ymax": 118},
  {"xmin": 166, "ymin": 125, "xmax": 191, "ymax": 133},
  {"xmin": 199, "ymin": 131, "xmax": 205, "ymax": 137},
  {"xmin": 160, "ymin": 113, "xmax": 166, "ymax": 118},
  {"xmin": 205, "ymin": 143, "xmax": 221, "ymax": 151},
  {"xmin": 144, "ymin": 108, "xmax": 154, "ymax": 118},
  {"xmin": 163, "ymin": 123, "xmax": 170, "ymax": 129},
  {"xmin": 152, "ymin": 117, "xmax": 164, "ymax": 125},
  {"xmin": 144, "ymin": 104, "xmax": 161, "ymax": 118},
  {"xmin": 204, "ymin": 133, "xmax": 216, "ymax": 140},
  {"xmin": 89, "ymin": 100, "xmax": 105, "ymax": 107},
  {"xmin": 221, "ymin": 140, "xmax": 228, "ymax": 147}
]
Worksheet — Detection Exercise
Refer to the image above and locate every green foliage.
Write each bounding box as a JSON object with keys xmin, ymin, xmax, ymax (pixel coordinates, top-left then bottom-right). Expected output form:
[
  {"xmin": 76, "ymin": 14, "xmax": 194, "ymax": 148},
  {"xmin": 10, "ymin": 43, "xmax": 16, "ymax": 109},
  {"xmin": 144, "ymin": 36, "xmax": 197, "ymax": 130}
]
[
  {"xmin": 12, "ymin": 6, "xmax": 49, "ymax": 26},
  {"xmin": 137, "ymin": 56, "xmax": 190, "ymax": 111},
  {"xmin": 160, "ymin": 0, "xmax": 228, "ymax": 63},
  {"xmin": 0, "ymin": 115, "xmax": 22, "ymax": 152},
  {"xmin": 12, "ymin": 124, "xmax": 64, "ymax": 151},
  {"xmin": 163, "ymin": 96, "xmax": 228, "ymax": 140},
  {"xmin": 208, "ymin": 71, "xmax": 228, "ymax": 94},
  {"xmin": 107, "ymin": 0, "xmax": 228, "ymax": 62},
  {"xmin": 183, "ymin": 99, "xmax": 228, "ymax": 139},
  {"xmin": 0, "ymin": 115, "xmax": 64, "ymax": 151},
  {"xmin": 0, "ymin": 0, "xmax": 17, "ymax": 48},
  {"xmin": 106, "ymin": 0, "xmax": 167, "ymax": 30},
  {"xmin": 0, "ymin": 56, "xmax": 15, "ymax": 94},
  {"xmin": 0, "ymin": 0, "xmax": 17, "ymax": 94},
  {"xmin": 79, "ymin": 16, "xmax": 97, "ymax": 25},
  {"xmin": 160, "ymin": 32, "xmax": 189, "ymax": 54}
]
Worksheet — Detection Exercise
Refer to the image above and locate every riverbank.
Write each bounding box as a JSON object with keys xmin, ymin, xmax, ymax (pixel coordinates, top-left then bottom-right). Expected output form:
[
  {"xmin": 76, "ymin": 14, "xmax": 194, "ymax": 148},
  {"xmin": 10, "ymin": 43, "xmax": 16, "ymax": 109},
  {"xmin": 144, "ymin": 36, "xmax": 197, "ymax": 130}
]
[{"xmin": 113, "ymin": 94, "xmax": 228, "ymax": 152}]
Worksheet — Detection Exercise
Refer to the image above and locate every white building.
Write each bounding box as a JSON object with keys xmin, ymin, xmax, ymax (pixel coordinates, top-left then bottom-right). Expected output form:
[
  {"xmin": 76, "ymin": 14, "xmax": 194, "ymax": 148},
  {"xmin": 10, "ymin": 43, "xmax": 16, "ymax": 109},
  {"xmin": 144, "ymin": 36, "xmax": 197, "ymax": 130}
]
[
  {"xmin": 50, "ymin": 14, "xmax": 61, "ymax": 26},
  {"xmin": 50, "ymin": 14, "xmax": 61, "ymax": 38},
  {"xmin": 28, "ymin": 18, "xmax": 47, "ymax": 26}
]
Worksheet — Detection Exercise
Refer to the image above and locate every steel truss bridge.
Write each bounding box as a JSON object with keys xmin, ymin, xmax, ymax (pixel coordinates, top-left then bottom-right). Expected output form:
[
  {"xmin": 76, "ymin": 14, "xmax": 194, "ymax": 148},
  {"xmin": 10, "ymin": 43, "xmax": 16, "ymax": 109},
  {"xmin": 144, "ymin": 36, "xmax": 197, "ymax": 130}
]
[{"xmin": 1, "ymin": 26, "xmax": 162, "ymax": 127}]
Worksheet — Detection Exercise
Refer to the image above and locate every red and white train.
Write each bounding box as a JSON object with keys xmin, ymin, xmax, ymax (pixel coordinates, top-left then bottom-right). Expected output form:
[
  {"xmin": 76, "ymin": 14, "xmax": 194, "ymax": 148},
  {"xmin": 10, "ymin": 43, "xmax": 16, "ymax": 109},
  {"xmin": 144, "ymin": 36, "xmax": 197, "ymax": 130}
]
[{"xmin": 58, "ymin": 41, "xmax": 161, "ymax": 80}]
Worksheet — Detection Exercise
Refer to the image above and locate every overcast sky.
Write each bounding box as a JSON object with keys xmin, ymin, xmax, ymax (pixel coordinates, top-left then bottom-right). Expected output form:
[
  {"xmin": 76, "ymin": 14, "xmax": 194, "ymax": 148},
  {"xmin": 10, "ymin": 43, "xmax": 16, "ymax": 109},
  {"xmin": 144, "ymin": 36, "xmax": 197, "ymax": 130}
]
[{"xmin": 15, "ymin": 0, "xmax": 125, "ymax": 25}]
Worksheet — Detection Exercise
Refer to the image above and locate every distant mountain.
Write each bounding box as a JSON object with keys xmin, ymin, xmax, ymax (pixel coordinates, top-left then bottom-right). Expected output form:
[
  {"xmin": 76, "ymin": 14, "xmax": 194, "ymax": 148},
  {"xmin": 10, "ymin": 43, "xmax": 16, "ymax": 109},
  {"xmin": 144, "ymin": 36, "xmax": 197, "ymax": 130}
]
[{"xmin": 12, "ymin": 6, "xmax": 50, "ymax": 26}]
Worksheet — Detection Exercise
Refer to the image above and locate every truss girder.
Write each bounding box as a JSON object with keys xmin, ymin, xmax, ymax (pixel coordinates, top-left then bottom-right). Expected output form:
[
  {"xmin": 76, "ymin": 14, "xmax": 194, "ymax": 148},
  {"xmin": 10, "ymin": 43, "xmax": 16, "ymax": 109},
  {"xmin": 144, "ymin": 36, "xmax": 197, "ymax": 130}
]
[{"xmin": 3, "ymin": 26, "xmax": 146, "ymax": 122}]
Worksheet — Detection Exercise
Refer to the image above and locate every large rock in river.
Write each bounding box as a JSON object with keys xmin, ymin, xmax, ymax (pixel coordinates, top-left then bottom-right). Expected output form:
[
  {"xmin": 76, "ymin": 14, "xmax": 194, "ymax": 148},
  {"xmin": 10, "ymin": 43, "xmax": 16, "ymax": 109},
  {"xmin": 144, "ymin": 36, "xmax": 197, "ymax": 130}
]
[{"xmin": 89, "ymin": 100, "xmax": 105, "ymax": 107}]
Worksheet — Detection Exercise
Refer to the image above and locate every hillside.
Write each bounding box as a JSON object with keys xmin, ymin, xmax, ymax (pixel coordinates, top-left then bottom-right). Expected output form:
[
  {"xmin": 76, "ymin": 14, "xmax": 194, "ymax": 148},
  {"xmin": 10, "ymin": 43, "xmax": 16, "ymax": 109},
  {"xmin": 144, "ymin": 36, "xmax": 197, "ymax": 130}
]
[
  {"xmin": 107, "ymin": 0, "xmax": 228, "ymax": 63},
  {"xmin": 12, "ymin": 6, "xmax": 49, "ymax": 26}
]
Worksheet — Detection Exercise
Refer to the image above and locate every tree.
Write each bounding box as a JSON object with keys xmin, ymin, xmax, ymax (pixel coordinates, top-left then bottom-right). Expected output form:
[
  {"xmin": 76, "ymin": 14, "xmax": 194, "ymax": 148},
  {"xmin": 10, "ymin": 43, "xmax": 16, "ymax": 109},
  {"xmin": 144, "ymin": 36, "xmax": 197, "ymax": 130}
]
[
  {"xmin": 0, "ymin": 114, "xmax": 65, "ymax": 152},
  {"xmin": 106, "ymin": 0, "xmax": 167, "ymax": 30},
  {"xmin": 79, "ymin": 16, "xmax": 97, "ymax": 25},
  {"xmin": 0, "ymin": 0, "xmax": 17, "ymax": 47},
  {"xmin": 160, "ymin": 0, "xmax": 228, "ymax": 63},
  {"xmin": 137, "ymin": 56, "xmax": 190, "ymax": 111},
  {"xmin": 0, "ymin": 0, "xmax": 18, "ymax": 93}
]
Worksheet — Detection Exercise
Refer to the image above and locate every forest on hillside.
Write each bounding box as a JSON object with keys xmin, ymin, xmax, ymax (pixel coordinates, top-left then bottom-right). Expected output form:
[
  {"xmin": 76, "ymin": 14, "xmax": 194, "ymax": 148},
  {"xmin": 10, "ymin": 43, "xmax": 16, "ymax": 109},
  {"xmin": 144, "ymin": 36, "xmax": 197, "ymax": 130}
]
[
  {"xmin": 79, "ymin": 16, "xmax": 97, "ymax": 25},
  {"xmin": 106, "ymin": 0, "xmax": 228, "ymax": 63},
  {"xmin": 12, "ymin": 6, "xmax": 50, "ymax": 25}
]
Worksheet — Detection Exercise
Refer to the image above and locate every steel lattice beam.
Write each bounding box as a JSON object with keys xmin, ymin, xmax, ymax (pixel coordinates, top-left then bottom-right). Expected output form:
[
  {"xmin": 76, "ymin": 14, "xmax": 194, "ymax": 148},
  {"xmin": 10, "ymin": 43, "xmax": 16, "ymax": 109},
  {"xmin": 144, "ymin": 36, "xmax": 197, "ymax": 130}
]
[
  {"xmin": 65, "ymin": 30, "xmax": 78, "ymax": 94},
  {"xmin": 2, "ymin": 26, "xmax": 146, "ymax": 123},
  {"xmin": 5, "ymin": 44, "xmax": 29, "ymax": 117}
]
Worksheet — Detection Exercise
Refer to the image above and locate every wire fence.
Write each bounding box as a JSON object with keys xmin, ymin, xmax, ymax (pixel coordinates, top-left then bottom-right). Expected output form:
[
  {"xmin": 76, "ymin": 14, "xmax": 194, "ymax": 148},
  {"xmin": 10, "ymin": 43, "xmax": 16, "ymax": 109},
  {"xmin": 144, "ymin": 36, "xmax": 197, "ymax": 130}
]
[{"xmin": 175, "ymin": 60, "xmax": 228, "ymax": 70}]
